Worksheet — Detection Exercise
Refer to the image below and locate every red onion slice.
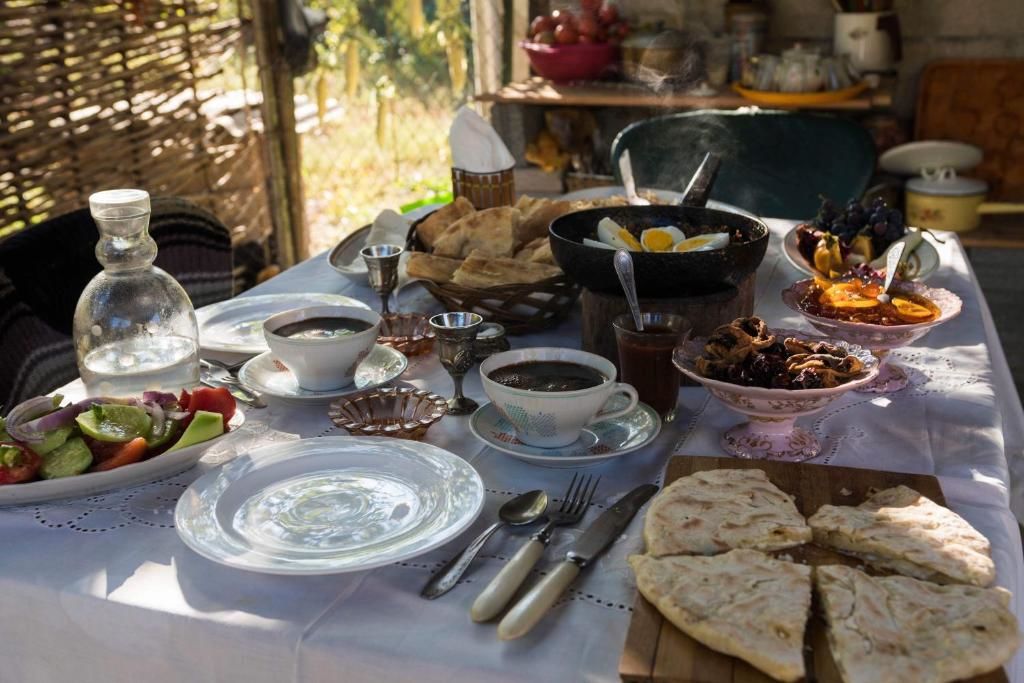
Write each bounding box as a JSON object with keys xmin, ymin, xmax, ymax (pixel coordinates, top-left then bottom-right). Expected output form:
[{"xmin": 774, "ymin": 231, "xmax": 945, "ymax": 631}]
[{"xmin": 5, "ymin": 396, "xmax": 61, "ymax": 443}]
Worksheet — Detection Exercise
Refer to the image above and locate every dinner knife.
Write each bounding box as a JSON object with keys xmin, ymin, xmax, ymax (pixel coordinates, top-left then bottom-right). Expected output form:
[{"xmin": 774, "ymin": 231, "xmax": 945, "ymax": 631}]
[{"xmin": 496, "ymin": 483, "xmax": 658, "ymax": 640}]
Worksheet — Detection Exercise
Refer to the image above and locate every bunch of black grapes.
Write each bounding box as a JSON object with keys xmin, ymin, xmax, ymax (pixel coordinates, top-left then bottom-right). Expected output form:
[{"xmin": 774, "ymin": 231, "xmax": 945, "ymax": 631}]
[{"xmin": 810, "ymin": 197, "xmax": 906, "ymax": 256}]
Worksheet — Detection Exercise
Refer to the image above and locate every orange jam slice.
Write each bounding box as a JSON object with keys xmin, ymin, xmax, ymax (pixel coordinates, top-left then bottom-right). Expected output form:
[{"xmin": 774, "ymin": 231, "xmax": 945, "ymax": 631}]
[{"xmin": 892, "ymin": 296, "xmax": 937, "ymax": 323}]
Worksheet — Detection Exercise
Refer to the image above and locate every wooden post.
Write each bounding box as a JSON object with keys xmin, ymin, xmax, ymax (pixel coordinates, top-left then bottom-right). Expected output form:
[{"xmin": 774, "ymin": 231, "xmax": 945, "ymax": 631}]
[{"xmin": 250, "ymin": 0, "xmax": 308, "ymax": 267}]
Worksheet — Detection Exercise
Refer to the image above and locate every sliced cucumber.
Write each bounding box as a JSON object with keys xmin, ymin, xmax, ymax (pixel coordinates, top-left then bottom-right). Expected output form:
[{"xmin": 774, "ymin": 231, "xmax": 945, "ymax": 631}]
[
  {"xmin": 40, "ymin": 437, "xmax": 94, "ymax": 479},
  {"xmin": 33, "ymin": 425, "xmax": 73, "ymax": 455}
]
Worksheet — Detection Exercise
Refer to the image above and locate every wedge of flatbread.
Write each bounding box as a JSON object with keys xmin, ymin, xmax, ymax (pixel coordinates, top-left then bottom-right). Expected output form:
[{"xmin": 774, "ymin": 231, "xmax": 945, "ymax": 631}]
[
  {"xmin": 406, "ymin": 252, "xmax": 463, "ymax": 284},
  {"xmin": 416, "ymin": 196, "xmax": 475, "ymax": 249},
  {"xmin": 808, "ymin": 485, "xmax": 995, "ymax": 586},
  {"xmin": 630, "ymin": 550, "xmax": 811, "ymax": 683},
  {"xmin": 514, "ymin": 237, "xmax": 557, "ymax": 266},
  {"xmin": 816, "ymin": 564, "xmax": 1018, "ymax": 683},
  {"xmin": 432, "ymin": 206, "xmax": 519, "ymax": 258},
  {"xmin": 450, "ymin": 249, "xmax": 562, "ymax": 288},
  {"xmin": 514, "ymin": 196, "xmax": 571, "ymax": 244},
  {"xmin": 644, "ymin": 468, "xmax": 811, "ymax": 556}
]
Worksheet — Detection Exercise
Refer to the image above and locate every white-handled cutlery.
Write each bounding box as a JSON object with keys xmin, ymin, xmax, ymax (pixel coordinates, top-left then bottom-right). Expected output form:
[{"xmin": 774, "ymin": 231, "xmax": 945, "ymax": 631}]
[{"xmin": 471, "ymin": 474, "xmax": 599, "ymax": 622}]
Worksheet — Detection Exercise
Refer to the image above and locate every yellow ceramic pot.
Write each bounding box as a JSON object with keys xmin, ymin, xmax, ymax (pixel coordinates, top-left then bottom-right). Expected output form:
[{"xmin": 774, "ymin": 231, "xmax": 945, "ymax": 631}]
[{"xmin": 905, "ymin": 171, "xmax": 986, "ymax": 233}]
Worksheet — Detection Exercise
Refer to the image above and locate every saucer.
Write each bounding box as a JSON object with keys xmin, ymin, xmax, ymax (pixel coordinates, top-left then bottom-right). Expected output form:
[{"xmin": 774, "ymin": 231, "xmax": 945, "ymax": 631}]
[
  {"xmin": 468, "ymin": 400, "xmax": 661, "ymax": 468},
  {"xmin": 239, "ymin": 344, "xmax": 408, "ymax": 404}
]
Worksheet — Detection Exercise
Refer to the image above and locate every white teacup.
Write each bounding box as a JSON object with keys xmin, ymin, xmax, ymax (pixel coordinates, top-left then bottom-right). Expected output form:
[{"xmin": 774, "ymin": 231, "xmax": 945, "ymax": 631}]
[
  {"xmin": 263, "ymin": 305, "xmax": 381, "ymax": 391},
  {"xmin": 480, "ymin": 348, "xmax": 639, "ymax": 448}
]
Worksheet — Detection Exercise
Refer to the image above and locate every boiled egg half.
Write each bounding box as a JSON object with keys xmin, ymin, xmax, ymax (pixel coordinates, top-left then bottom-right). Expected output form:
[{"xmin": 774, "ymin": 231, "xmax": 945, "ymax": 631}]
[
  {"xmin": 640, "ymin": 226, "xmax": 686, "ymax": 252},
  {"xmin": 596, "ymin": 217, "xmax": 642, "ymax": 251},
  {"xmin": 672, "ymin": 232, "xmax": 730, "ymax": 253}
]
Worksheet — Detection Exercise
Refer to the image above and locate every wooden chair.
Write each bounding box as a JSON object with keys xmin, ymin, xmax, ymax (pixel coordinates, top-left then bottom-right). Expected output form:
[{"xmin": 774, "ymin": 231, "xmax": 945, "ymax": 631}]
[
  {"xmin": 0, "ymin": 197, "xmax": 233, "ymax": 408},
  {"xmin": 610, "ymin": 109, "xmax": 877, "ymax": 219}
]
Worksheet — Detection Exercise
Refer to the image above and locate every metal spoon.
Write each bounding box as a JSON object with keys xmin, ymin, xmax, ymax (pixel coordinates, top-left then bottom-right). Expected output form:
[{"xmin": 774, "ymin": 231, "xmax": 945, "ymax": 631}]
[
  {"xmin": 614, "ymin": 249, "xmax": 644, "ymax": 332},
  {"xmin": 877, "ymin": 240, "xmax": 908, "ymax": 304},
  {"xmin": 618, "ymin": 150, "xmax": 650, "ymax": 206},
  {"xmin": 421, "ymin": 489, "xmax": 549, "ymax": 599}
]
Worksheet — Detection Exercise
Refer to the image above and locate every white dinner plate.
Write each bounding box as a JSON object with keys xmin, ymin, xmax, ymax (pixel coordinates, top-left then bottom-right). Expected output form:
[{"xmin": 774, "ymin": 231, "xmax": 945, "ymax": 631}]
[
  {"xmin": 468, "ymin": 399, "xmax": 661, "ymax": 468},
  {"xmin": 782, "ymin": 225, "xmax": 940, "ymax": 282},
  {"xmin": 197, "ymin": 294, "xmax": 369, "ymax": 355},
  {"xmin": 238, "ymin": 344, "xmax": 408, "ymax": 404},
  {"xmin": 175, "ymin": 436, "xmax": 485, "ymax": 575},
  {"xmin": 560, "ymin": 185, "xmax": 758, "ymax": 218},
  {"xmin": 878, "ymin": 140, "xmax": 983, "ymax": 176},
  {"xmin": 0, "ymin": 411, "xmax": 245, "ymax": 506}
]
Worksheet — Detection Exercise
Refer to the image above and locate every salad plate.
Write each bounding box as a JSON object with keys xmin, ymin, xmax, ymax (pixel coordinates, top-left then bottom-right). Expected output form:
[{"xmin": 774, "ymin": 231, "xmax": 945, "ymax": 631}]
[
  {"xmin": 782, "ymin": 225, "xmax": 940, "ymax": 282},
  {"xmin": 197, "ymin": 293, "xmax": 369, "ymax": 355},
  {"xmin": 468, "ymin": 399, "xmax": 661, "ymax": 468},
  {"xmin": 0, "ymin": 410, "xmax": 245, "ymax": 506},
  {"xmin": 238, "ymin": 344, "xmax": 408, "ymax": 404},
  {"xmin": 175, "ymin": 436, "xmax": 485, "ymax": 575}
]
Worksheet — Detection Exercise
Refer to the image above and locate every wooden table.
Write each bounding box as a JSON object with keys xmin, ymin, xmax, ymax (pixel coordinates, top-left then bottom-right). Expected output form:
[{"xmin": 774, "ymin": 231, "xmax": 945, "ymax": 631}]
[{"xmin": 960, "ymin": 214, "xmax": 1024, "ymax": 250}]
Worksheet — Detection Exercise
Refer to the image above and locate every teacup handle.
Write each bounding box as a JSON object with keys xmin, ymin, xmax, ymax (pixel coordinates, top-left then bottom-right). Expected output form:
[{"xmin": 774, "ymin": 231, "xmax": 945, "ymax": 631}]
[{"xmin": 586, "ymin": 383, "xmax": 639, "ymax": 425}]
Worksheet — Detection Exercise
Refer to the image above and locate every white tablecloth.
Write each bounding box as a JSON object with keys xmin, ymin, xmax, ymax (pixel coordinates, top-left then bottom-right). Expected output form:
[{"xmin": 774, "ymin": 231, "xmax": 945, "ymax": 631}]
[{"xmin": 2, "ymin": 220, "xmax": 1022, "ymax": 683}]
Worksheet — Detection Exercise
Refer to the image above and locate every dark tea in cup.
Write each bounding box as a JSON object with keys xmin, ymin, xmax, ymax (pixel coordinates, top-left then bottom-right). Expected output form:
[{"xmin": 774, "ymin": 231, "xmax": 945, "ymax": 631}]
[{"xmin": 613, "ymin": 313, "xmax": 690, "ymax": 421}]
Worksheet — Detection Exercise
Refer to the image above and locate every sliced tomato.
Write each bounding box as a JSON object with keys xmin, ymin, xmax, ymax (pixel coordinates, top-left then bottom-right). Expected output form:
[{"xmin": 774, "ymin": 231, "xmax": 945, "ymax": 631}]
[
  {"xmin": 178, "ymin": 389, "xmax": 191, "ymax": 411},
  {"xmin": 0, "ymin": 442, "xmax": 42, "ymax": 484},
  {"xmin": 187, "ymin": 387, "xmax": 236, "ymax": 429},
  {"xmin": 90, "ymin": 437, "xmax": 148, "ymax": 472}
]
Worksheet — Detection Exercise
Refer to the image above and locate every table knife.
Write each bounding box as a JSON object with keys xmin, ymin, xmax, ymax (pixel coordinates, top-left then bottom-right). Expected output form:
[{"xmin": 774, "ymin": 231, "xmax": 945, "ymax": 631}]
[
  {"xmin": 199, "ymin": 377, "xmax": 265, "ymax": 409},
  {"xmin": 496, "ymin": 483, "xmax": 658, "ymax": 640}
]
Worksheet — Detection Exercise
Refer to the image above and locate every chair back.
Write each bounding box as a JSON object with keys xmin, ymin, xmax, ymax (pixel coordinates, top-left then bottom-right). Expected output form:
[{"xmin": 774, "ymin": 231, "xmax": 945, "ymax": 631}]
[
  {"xmin": 0, "ymin": 197, "xmax": 233, "ymax": 407},
  {"xmin": 610, "ymin": 110, "xmax": 876, "ymax": 218}
]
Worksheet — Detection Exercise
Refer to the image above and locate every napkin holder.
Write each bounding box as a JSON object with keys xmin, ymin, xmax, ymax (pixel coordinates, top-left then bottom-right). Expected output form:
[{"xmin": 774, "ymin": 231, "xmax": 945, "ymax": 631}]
[{"xmin": 451, "ymin": 166, "xmax": 515, "ymax": 209}]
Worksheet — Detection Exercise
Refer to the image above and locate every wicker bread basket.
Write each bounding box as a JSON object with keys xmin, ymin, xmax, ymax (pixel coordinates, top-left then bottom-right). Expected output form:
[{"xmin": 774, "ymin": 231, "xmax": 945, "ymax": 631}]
[{"xmin": 406, "ymin": 212, "xmax": 580, "ymax": 335}]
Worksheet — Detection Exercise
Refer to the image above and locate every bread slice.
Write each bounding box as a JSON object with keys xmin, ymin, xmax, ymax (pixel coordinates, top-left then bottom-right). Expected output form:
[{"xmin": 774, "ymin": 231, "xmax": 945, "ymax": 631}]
[
  {"xmin": 416, "ymin": 196, "xmax": 475, "ymax": 249},
  {"xmin": 630, "ymin": 550, "xmax": 811, "ymax": 683},
  {"xmin": 432, "ymin": 206, "xmax": 519, "ymax": 258},
  {"xmin": 514, "ymin": 237, "xmax": 557, "ymax": 266},
  {"xmin": 644, "ymin": 468, "xmax": 811, "ymax": 556},
  {"xmin": 816, "ymin": 564, "xmax": 1018, "ymax": 683},
  {"xmin": 450, "ymin": 249, "xmax": 561, "ymax": 288},
  {"xmin": 808, "ymin": 485, "xmax": 995, "ymax": 586},
  {"xmin": 405, "ymin": 252, "xmax": 463, "ymax": 284}
]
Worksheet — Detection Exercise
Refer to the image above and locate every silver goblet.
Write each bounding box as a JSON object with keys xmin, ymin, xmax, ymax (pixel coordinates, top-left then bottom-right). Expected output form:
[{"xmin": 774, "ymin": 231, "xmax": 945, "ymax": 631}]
[
  {"xmin": 429, "ymin": 312, "xmax": 483, "ymax": 415},
  {"xmin": 360, "ymin": 243, "xmax": 403, "ymax": 315}
]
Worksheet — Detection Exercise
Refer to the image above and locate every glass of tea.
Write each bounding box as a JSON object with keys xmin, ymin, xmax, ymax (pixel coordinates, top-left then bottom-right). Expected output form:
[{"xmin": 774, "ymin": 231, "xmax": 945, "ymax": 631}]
[{"xmin": 613, "ymin": 313, "xmax": 691, "ymax": 422}]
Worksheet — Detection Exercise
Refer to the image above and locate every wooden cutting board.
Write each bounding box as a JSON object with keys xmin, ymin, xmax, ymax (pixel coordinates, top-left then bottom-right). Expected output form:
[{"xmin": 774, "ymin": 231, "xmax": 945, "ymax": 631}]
[{"xmin": 619, "ymin": 456, "xmax": 1009, "ymax": 683}]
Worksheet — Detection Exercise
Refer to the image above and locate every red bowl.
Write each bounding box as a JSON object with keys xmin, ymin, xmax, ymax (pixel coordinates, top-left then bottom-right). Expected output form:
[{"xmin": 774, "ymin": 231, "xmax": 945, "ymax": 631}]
[{"xmin": 520, "ymin": 41, "xmax": 618, "ymax": 82}]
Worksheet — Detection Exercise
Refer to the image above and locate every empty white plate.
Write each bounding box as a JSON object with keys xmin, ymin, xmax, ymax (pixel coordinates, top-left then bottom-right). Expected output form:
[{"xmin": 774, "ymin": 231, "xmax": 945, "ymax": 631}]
[
  {"xmin": 238, "ymin": 344, "xmax": 407, "ymax": 404},
  {"xmin": 175, "ymin": 436, "xmax": 485, "ymax": 575},
  {"xmin": 197, "ymin": 293, "xmax": 369, "ymax": 354}
]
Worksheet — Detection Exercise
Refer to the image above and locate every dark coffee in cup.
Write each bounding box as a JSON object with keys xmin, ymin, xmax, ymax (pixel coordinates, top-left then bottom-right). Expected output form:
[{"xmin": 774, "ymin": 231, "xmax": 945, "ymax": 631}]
[{"xmin": 487, "ymin": 361, "xmax": 607, "ymax": 392}]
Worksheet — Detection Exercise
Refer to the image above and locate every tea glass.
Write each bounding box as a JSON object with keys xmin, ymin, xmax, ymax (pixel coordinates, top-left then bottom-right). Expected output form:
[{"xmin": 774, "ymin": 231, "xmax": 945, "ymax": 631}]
[{"xmin": 613, "ymin": 313, "xmax": 691, "ymax": 422}]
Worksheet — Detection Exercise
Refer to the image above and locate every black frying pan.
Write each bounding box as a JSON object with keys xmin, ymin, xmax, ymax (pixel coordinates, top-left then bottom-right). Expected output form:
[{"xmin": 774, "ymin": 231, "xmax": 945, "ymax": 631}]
[{"xmin": 548, "ymin": 153, "xmax": 769, "ymax": 297}]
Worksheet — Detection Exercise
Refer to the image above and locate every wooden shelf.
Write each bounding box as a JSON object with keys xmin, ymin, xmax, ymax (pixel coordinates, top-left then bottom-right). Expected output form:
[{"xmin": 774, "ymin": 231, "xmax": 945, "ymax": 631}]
[
  {"xmin": 476, "ymin": 77, "xmax": 892, "ymax": 110},
  {"xmin": 959, "ymin": 214, "xmax": 1024, "ymax": 250}
]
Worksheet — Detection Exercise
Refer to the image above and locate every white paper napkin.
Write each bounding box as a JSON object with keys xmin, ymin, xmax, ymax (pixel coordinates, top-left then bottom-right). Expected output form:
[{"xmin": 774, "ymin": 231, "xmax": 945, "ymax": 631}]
[
  {"xmin": 342, "ymin": 209, "xmax": 411, "ymax": 272},
  {"xmin": 449, "ymin": 105, "xmax": 515, "ymax": 173}
]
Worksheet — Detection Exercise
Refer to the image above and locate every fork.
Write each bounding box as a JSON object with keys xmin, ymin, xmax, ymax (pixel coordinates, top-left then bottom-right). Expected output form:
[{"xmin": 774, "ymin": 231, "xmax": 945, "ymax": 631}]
[
  {"xmin": 199, "ymin": 359, "xmax": 266, "ymax": 408},
  {"xmin": 470, "ymin": 473, "xmax": 600, "ymax": 622}
]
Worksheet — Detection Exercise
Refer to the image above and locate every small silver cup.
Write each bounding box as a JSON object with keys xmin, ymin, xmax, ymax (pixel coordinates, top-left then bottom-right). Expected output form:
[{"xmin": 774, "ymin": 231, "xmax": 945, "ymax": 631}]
[
  {"xmin": 429, "ymin": 312, "xmax": 483, "ymax": 415},
  {"xmin": 361, "ymin": 243, "xmax": 403, "ymax": 315}
]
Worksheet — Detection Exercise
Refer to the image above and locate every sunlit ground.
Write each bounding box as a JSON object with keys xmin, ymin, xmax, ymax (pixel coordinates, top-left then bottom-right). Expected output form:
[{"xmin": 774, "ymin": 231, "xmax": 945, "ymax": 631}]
[{"xmin": 301, "ymin": 95, "xmax": 454, "ymax": 255}]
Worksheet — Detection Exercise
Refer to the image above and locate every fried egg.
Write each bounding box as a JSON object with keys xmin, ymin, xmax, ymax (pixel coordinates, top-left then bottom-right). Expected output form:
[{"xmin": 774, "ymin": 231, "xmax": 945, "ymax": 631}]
[
  {"xmin": 640, "ymin": 226, "xmax": 686, "ymax": 252},
  {"xmin": 596, "ymin": 217, "xmax": 642, "ymax": 251},
  {"xmin": 583, "ymin": 237, "xmax": 614, "ymax": 250},
  {"xmin": 672, "ymin": 232, "xmax": 730, "ymax": 253}
]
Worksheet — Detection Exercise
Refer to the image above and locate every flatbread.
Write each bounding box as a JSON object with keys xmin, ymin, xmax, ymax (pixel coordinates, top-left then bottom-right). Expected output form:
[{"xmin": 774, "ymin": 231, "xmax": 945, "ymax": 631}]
[
  {"xmin": 808, "ymin": 485, "xmax": 996, "ymax": 586},
  {"xmin": 450, "ymin": 249, "xmax": 561, "ymax": 288},
  {"xmin": 514, "ymin": 196, "xmax": 571, "ymax": 244},
  {"xmin": 416, "ymin": 196, "xmax": 474, "ymax": 249},
  {"xmin": 405, "ymin": 252, "xmax": 463, "ymax": 284},
  {"xmin": 643, "ymin": 468, "xmax": 811, "ymax": 556},
  {"xmin": 514, "ymin": 237, "xmax": 557, "ymax": 266},
  {"xmin": 629, "ymin": 550, "xmax": 811, "ymax": 683},
  {"xmin": 816, "ymin": 564, "xmax": 1019, "ymax": 683},
  {"xmin": 431, "ymin": 206, "xmax": 519, "ymax": 258}
]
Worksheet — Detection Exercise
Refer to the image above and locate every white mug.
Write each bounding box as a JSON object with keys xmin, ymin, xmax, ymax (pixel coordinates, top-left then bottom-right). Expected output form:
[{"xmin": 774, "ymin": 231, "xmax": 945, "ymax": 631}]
[{"xmin": 480, "ymin": 348, "xmax": 639, "ymax": 448}]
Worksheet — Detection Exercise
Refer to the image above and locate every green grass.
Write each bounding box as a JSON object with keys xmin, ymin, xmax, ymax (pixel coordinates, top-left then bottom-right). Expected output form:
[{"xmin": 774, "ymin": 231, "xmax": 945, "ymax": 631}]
[{"xmin": 301, "ymin": 95, "xmax": 455, "ymax": 255}]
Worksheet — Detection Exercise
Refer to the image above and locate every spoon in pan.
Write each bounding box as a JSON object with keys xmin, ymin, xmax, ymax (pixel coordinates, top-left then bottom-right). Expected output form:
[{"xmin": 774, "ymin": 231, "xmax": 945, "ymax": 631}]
[
  {"xmin": 614, "ymin": 249, "xmax": 644, "ymax": 331},
  {"xmin": 420, "ymin": 489, "xmax": 549, "ymax": 599}
]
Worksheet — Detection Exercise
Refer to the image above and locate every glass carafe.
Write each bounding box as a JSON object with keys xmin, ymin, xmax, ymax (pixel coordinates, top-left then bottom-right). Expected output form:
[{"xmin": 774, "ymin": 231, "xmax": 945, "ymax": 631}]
[{"xmin": 73, "ymin": 189, "xmax": 200, "ymax": 397}]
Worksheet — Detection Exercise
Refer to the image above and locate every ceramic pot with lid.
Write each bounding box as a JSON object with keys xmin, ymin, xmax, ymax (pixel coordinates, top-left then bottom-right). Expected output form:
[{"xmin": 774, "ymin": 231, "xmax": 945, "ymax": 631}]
[{"xmin": 906, "ymin": 169, "xmax": 987, "ymax": 233}]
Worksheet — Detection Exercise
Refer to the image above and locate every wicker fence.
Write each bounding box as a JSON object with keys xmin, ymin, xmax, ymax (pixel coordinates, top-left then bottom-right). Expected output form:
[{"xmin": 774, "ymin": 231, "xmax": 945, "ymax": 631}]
[{"xmin": 0, "ymin": 0, "xmax": 270, "ymax": 247}]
